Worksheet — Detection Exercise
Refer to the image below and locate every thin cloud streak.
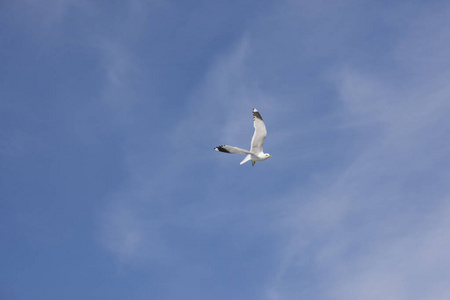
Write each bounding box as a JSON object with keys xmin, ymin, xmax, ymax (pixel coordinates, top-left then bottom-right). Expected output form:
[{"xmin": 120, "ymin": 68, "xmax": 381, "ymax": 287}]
[
  {"xmin": 96, "ymin": 36, "xmax": 258, "ymax": 265},
  {"xmin": 269, "ymin": 59, "xmax": 450, "ymax": 300},
  {"xmin": 264, "ymin": 3, "xmax": 450, "ymax": 298},
  {"xmin": 97, "ymin": 33, "xmax": 279, "ymax": 268}
]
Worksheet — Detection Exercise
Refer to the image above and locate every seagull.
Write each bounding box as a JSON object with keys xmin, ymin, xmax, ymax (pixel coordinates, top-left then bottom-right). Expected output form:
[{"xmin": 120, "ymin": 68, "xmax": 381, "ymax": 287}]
[{"xmin": 214, "ymin": 108, "xmax": 272, "ymax": 166}]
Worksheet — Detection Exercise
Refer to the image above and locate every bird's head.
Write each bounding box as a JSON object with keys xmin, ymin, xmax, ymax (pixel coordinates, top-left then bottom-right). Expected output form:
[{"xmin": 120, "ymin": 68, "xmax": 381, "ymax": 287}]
[{"xmin": 264, "ymin": 153, "xmax": 272, "ymax": 159}]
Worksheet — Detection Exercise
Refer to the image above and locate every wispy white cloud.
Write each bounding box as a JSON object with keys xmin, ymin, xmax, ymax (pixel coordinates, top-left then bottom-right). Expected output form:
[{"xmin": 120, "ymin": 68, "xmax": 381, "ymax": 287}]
[
  {"xmin": 268, "ymin": 79, "xmax": 450, "ymax": 299},
  {"xmin": 96, "ymin": 31, "xmax": 283, "ymax": 267},
  {"xmin": 268, "ymin": 21, "xmax": 450, "ymax": 299},
  {"xmin": 330, "ymin": 201, "xmax": 450, "ymax": 299},
  {"xmin": 96, "ymin": 35, "xmax": 262, "ymax": 265},
  {"xmin": 261, "ymin": 3, "xmax": 450, "ymax": 298}
]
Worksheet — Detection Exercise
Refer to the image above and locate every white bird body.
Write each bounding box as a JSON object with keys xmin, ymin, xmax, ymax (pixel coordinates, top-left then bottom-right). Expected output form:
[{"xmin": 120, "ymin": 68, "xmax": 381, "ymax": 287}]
[{"xmin": 214, "ymin": 108, "xmax": 272, "ymax": 166}]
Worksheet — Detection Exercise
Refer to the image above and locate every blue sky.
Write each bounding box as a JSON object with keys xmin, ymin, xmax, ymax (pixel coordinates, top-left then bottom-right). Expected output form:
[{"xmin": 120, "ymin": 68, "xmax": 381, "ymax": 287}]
[{"xmin": 2, "ymin": 1, "xmax": 450, "ymax": 299}]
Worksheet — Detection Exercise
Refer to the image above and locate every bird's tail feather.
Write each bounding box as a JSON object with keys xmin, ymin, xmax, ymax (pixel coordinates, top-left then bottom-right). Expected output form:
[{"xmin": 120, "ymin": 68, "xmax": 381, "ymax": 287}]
[{"xmin": 240, "ymin": 154, "xmax": 251, "ymax": 165}]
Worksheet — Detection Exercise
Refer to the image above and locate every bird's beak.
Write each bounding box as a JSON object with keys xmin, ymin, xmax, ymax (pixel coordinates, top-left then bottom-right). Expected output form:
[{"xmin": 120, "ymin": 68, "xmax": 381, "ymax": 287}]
[{"xmin": 269, "ymin": 155, "xmax": 272, "ymax": 157}]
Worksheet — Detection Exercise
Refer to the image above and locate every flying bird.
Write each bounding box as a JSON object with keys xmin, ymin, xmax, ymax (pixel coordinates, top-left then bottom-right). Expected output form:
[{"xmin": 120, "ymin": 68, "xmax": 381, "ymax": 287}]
[{"xmin": 214, "ymin": 108, "xmax": 272, "ymax": 166}]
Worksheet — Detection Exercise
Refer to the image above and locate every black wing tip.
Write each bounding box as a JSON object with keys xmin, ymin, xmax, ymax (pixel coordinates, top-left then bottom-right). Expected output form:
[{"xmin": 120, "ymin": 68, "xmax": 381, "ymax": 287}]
[
  {"xmin": 253, "ymin": 109, "xmax": 263, "ymax": 121},
  {"xmin": 214, "ymin": 145, "xmax": 230, "ymax": 153}
]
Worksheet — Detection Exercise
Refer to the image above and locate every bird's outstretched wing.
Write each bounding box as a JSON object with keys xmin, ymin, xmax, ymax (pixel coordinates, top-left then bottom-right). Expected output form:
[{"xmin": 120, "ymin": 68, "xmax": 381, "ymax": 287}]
[
  {"xmin": 214, "ymin": 145, "xmax": 251, "ymax": 155},
  {"xmin": 250, "ymin": 108, "xmax": 267, "ymax": 153}
]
